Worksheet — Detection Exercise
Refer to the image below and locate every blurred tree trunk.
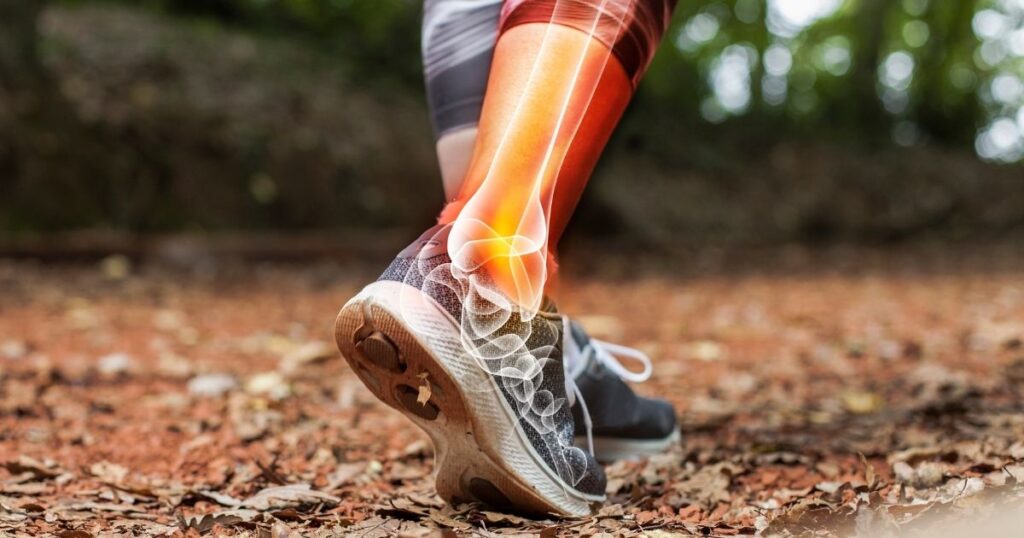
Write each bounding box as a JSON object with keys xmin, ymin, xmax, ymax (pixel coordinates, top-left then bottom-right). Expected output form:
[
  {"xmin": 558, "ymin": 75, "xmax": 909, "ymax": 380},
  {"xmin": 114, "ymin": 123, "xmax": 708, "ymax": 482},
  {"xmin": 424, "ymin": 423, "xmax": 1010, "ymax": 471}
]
[
  {"xmin": 0, "ymin": 0, "xmax": 46, "ymax": 92},
  {"xmin": 0, "ymin": 0, "xmax": 49, "ymax": 228},
  {"xmin": 850, "ymin": 0, "xmax": 889, "ymax": 141},
  {"xmin": 0, "ymin": 0, "xmax": 120, "ymax": 229},
  {"xmin": 915, "ymin": 0, "xmax": 980, "ymax": 145}
]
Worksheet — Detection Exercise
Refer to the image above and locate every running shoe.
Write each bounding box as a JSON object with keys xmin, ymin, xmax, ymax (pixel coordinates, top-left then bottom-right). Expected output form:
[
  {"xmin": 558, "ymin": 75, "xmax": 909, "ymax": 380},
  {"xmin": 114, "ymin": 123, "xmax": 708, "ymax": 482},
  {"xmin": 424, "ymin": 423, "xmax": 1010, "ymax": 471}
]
[
  {"xmin": 334, "ymin": 224, "xmax": 606, "ymax": 516},
  {"xmin": 563, "ymin": 320, "xmax": 680, "ymax": 461}
]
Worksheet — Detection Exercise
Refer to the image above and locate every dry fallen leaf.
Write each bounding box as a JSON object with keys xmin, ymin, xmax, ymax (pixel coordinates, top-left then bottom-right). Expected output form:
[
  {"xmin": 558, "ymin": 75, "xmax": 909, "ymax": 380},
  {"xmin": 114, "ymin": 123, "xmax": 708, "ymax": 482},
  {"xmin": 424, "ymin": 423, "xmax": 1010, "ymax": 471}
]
[
  {"xmin": 635, "ymin": 510, "xmax": 660, "ymax": 526},
  {"xmin": 279, "ymin": 340, "xmax": 336, "ymax": 372},
  {"xmin": 55, "ymin": 531, "xmax": 93, "ymax": 538},
  {"xmin": 416, "ymin": 372, "xmax": 432, "ymax": 405},
  {"xmin": 1, "ymin": 456, "xmax": 63, "ymax": 480},
  {"xmin": 245, "ymin": 371, "xmax": 291, "ymax": 400},
  {"xmin": 326, "ymin": 462, "xmax": 368, "ymax": 490},
  {"xmin": 858, "ymin": 453, "xmax": 878, "ymax": 491},
  {"xmin": 673, "ymin": 462, "xmax": 740, "ymax": 509},
  {"xmin": 427, "ymin": 508, "xmax": 472, "ymax": 530},
  {"xmin": 239, "ymin": 484, "xmax": 340, "ymax": 511},
  {"xmin": 416, "ymin": 385, "xmax": 431, "ymax": 406},
  {"xmin": 187, "ymin": 373, "xmax": 238, "ymax": 397},
  {"xmin": 97, "ymin": 353, "xmax": 133, "ymax": 375},
  {"xmin": 195, "ymin": 490, "xmax": 243, "ymax": 507},
  {"xmin": 89, "ymin": 461, "xmax": 129, "ymax": 484},
  {"xmin": 0, "ymin": 340, "xmax": 28, "ymax": 360},
  {"xmin": 687, "ymin": 340, "xmax": 724, "ymax": 361},
  {"xmin": 478, "ymin": 511, "xmax": 532, "ymax": 526},
  {"xmin": 843, "ymin": 391, "xmax": 883, "ymax": 414},
  {"xmin": 177, "ymin": 511, "xmax": 255, "ymax": 533}
]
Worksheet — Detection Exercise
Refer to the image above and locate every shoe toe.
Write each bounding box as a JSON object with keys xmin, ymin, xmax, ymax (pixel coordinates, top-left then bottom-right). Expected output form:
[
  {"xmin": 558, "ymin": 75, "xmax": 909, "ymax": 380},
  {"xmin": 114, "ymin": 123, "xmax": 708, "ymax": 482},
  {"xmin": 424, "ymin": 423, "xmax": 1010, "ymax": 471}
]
[{"xmin": 642, "ymin": 396, "xmax": 678, "ymax": 438}]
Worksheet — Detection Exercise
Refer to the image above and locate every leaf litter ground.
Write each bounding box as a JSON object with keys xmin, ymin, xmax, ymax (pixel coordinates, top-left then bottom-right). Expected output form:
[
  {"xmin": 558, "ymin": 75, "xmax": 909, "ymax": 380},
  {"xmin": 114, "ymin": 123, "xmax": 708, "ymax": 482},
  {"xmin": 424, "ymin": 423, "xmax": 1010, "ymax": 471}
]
[{"xmin": 0, "ymin": 243, "xmax": 1023, "ymax": 536}]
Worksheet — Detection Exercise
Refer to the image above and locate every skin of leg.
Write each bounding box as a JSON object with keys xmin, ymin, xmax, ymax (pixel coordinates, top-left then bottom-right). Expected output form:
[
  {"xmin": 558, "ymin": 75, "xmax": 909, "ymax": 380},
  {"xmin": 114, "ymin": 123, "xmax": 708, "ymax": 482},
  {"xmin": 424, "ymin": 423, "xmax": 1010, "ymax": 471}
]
[
  {"xmin": 439, "ymin": 23, "xmax": 632, "ymax": 310},
  {"xmin": 436, "ymin": 126, "xmax": 479, "ymax": 201}
]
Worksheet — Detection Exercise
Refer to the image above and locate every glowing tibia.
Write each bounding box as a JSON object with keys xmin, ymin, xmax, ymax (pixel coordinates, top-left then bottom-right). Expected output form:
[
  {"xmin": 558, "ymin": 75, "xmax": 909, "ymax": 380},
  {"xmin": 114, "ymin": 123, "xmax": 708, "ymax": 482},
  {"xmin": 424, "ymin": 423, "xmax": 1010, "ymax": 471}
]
[{"xmin": 448, "ymin": 16, "xmax": 625, "ymax": 314}]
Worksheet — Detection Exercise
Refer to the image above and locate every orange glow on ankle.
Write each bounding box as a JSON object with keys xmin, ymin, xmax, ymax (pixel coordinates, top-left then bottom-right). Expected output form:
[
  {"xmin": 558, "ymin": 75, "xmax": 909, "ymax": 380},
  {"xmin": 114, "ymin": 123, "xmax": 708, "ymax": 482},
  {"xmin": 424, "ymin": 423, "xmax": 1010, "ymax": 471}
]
[{"xmin": 445, "ymin": 24, "xmax": 631, "ymax": 310}]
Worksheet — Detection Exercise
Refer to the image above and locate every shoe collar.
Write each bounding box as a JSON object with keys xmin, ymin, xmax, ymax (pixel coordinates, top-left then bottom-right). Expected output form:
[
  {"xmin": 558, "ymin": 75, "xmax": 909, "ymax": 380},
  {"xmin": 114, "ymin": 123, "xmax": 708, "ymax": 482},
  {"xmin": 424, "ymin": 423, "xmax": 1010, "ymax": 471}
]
[{"xmin": 397, "ymin": 223, "xmax": 452, "ymax": 259}]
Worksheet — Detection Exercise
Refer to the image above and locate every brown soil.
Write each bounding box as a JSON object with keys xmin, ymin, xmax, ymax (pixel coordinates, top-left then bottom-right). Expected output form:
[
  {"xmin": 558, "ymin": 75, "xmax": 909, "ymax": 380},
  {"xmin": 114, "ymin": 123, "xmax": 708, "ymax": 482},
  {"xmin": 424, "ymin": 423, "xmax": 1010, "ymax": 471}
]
[{"xmin": 1, "ymin": 244, "xmax": 1023, "ymax": 536}]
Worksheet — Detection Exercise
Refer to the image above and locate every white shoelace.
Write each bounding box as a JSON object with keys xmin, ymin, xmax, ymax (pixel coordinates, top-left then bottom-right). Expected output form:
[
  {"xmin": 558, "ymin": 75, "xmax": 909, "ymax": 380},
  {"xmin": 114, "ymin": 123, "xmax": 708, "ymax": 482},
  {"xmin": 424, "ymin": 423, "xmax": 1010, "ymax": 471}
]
[
  {"xmin": 587, "ymin": 339, "xmax": 653, "ymax": 383},
  {"xmin": 563, "ymin": 317, "xmax": 654, "ymax": 457}
]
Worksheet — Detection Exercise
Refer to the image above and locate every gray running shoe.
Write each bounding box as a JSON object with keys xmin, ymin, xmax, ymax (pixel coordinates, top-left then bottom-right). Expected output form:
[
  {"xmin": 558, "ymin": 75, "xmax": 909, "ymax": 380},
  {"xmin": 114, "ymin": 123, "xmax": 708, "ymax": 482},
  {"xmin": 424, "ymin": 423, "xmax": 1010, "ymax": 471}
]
[
  {"xmin": 334, "ymin": 225, "xmax": 606, "ymax": 516},
  {"xmin": 565, "ymin": 321, "xmax": 680, "ymax": 462}
]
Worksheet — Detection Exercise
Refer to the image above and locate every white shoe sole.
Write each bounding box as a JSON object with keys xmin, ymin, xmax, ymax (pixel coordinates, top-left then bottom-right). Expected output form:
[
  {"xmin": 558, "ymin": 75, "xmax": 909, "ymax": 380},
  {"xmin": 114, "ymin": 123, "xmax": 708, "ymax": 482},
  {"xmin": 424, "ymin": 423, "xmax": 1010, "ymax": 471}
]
[
  {"xmin": 577, "ymin": 428, "xmax": 681, "ymax": 463},
  {"xmin": 334, "ymin": 280, "xmax": 604, "ymax": 517}
]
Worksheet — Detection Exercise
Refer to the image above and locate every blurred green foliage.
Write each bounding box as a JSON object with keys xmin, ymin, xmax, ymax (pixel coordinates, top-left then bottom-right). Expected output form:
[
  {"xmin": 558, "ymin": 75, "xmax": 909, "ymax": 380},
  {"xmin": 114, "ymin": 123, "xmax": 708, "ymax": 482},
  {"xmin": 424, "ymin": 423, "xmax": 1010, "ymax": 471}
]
[
  {"xmin": 1, "ymin": 0, "xmax": 1021, "ymax": 238},
  {"xmin": 123, "ymin": 0, "xmax": 425, "ymax": 86},
  {"xmin": 92, "ymin": 0, "xmax": 1024, "ymax": 162}
]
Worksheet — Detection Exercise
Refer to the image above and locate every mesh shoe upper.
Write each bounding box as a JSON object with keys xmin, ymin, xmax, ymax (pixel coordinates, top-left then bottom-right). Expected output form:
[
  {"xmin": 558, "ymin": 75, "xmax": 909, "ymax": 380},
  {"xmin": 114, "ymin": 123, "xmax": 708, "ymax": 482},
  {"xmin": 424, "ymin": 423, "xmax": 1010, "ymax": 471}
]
[{"xmin": 566, "ymin": 320, "xmax": 678, "ymax": 441}]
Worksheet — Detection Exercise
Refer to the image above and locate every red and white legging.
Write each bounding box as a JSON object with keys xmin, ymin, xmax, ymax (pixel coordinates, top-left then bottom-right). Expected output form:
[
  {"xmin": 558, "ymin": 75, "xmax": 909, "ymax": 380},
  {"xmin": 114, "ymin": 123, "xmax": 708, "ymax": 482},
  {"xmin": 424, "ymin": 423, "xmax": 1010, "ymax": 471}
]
[{"xmin": 422, "ymin": 0, "xmax": 677, "ymax": 137}]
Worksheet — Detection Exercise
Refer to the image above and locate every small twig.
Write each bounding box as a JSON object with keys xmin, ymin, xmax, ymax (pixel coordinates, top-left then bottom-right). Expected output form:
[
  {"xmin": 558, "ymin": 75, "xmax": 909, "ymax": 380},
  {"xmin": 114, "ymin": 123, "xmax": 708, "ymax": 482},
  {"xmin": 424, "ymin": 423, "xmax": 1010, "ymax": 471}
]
[
  {"xmin": 255, "ymin": 456, "xmax": 288, "ymax": 485},
  {"xmin": 1001, "ymin": 464, "xmax": 1018, "ymax": 483}
]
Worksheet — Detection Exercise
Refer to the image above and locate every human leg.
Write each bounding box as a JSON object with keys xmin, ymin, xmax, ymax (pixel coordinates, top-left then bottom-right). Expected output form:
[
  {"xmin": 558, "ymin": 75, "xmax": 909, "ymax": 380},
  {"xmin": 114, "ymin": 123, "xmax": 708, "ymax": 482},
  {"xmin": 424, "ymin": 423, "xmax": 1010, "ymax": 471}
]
[
  {"xmin": 440, "ymin": 0, "xmax": 676, "ymax": 313},
  {"xmin": 335, "ymin": 0, "xmax": 678, "ymax": 515}
]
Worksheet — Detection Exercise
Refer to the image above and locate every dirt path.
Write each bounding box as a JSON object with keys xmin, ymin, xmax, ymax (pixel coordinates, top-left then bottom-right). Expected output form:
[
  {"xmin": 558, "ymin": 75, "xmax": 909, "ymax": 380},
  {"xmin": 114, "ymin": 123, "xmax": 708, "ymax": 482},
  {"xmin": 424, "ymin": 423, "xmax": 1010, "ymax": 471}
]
[{"xmin": 1, "ymin": 246, "xmax": 1023, "ymax": 536}]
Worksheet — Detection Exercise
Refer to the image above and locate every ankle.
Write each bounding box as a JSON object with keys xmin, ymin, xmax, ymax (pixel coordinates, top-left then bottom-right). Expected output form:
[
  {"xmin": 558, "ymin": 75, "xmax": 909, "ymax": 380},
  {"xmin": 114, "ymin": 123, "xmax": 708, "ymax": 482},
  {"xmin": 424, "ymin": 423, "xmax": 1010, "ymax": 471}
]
[{"xmin": 447, "ymin": 219, "xmax": 548, "ymax": 313}]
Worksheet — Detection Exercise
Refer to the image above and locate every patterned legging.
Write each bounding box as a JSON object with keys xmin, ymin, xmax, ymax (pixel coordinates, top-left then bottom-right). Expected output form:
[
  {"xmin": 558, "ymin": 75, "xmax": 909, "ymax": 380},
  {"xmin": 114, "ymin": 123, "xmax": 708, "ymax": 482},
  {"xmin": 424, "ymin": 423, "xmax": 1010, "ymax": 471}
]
[{"xmin": 422, "ymin": 0, "xmax": 676, "ymax": 137}]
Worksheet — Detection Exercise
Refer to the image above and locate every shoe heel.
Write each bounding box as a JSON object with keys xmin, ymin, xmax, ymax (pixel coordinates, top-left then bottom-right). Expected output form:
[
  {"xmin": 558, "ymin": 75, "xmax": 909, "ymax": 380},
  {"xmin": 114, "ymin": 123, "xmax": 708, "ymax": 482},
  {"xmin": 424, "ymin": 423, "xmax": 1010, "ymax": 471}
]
[{"xmin": 334, "ymin": 283, "xmax": 598, "ymax": 517}]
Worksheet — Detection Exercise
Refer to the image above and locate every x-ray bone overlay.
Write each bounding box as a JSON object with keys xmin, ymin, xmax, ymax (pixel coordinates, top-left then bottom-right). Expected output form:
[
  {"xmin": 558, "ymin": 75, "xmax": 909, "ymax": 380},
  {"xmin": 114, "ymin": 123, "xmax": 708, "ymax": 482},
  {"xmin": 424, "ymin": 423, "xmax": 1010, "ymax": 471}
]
[{"xmin": 402, "ymin": 0, "xmax": 674, "ymax": 489}]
